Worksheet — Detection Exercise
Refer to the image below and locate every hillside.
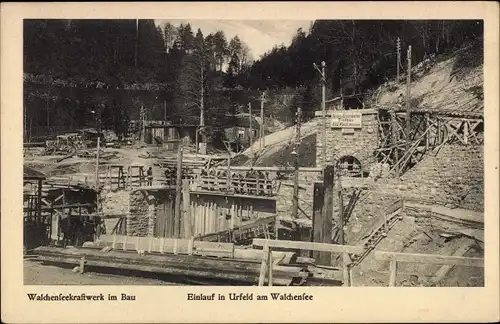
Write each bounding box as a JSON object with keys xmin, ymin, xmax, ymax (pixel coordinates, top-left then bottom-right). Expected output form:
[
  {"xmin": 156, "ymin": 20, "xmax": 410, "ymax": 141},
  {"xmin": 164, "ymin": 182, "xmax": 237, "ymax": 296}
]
[
  {"xmin": 234, "ymin": 43, "xmax": 483, "ymax": 168},
  {"xmin": 375, "ymin": 42, "xmax": 483, "ymax": 113}
]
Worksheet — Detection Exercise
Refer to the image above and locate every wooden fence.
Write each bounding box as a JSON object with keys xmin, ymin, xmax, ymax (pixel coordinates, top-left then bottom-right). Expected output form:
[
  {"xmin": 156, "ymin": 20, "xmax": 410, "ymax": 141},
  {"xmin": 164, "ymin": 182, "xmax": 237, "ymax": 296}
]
[
  {"xmin": 253, "ymin": 239, "xmax": 364, "ymax": 286},
  {"xmin": 98, "ymin": 234, "xmax": 235, "ymax": 258},
  {"xmin": 374, "ymin": 251, "xmax": 484, "ymax": 286},
  {"xmin": 196, "ymin": 175, "xmax": 277, "ymax": 196}
]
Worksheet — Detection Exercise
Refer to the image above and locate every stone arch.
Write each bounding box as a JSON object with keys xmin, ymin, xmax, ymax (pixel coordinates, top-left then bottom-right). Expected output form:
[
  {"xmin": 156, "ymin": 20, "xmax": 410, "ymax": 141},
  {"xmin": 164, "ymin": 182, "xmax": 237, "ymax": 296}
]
[{"xmin": 338, "ymin": 155, "xmax": 362, "ymax": 177}]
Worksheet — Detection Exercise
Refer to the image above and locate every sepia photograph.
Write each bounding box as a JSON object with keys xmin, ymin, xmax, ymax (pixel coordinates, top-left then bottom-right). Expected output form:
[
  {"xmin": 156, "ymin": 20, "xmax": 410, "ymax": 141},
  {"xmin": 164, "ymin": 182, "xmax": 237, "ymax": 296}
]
[
  {"xmin": 21, "ymin": 17, "xmax": 486, "ymax": 288},
  {"xmin": 2, "ymin": 2, "xmax": 499, "ymax": 323}
]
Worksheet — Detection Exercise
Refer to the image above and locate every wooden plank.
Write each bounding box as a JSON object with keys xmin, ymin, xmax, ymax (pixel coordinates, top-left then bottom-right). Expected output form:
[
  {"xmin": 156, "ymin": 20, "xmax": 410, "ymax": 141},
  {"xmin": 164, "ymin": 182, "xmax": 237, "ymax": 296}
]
[
  {"xmin": 389, "ymin": 255, "xmax": 397, "ymax": 287},
  {"xmin": 189, "ymin": 190, "xmax": 277, "ymax": 201},
  {"xmin": 432, "ymin": 244, "xmax": 473, "ymax": 283},
  {"xmin": 253, "ymin": 239, "xmax": 363, "ymax": 254},
  {"xmin": 375, "ymin": 251, "xmax": 484, "ymax": 267}
]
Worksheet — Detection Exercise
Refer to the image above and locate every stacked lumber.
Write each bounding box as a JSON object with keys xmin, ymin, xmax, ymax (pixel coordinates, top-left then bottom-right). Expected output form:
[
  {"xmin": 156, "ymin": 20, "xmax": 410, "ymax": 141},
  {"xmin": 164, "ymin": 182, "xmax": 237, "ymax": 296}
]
[{"xmin": 32, "ymin": 246, "xmax": 307, "ymax": 286}]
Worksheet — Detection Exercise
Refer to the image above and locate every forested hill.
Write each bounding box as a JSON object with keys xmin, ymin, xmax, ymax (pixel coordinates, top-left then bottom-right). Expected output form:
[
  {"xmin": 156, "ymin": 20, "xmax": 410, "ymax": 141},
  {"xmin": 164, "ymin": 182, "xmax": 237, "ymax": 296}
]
[
  {"xmin": 245, "ymin": 20, "xmax": 483, "ymax": 120},
  {"xmin": 24, "ymin": 19, "xmax": 482, "ymax": 142}
]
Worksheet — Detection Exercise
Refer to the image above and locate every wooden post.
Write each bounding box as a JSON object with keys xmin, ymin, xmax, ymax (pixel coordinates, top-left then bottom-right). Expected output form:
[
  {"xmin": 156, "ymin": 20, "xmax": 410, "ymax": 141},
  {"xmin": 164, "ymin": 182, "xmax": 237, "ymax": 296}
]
[
  {"xmin": 134, "ymin": 19, "xmax": 138, "ymax": 68},
  {"xmin": 425, "ymin": 113, "xmax": 430, "ymax": 150},
  {"xmin": 464, "ymin": 121, "xmax": 468, "ymax": 145},
  {"xmin": 37, "ymin": 179, "xmax": 42, "ymax": 220},
  {"xmin": 182, "ymin": 179, "xmax": 191, "ymax": 239},
  {"xmin": 396, "ymin": 37, "xmax": 401, "ymax": 81},
  {"xmin": 200, "ymin": 63, "xmax": 205, "ymax": 155},
  {"xmin": 227, "ymin": 156, "xmax": 231, "ymax": 192},
  {"xmin": 248, "ymin": 102, "xmax": 253, "ymax": 161},
  {"xmin": 292, "ymin": 108, "xmax": 301, "ymax": 219},
  {"xmin": 95, "ymin": 137, "xmax": 100, "ymax": 189},
  {"xmin": 258, "ymin": 241, "xmax": 269, "ymax": 286},
  {"xmin": 123, "ymin": 235, "xmax": 128, "ymax": 251},
  {"xmin": 389, "ymin": 254, "xmax": 398, "ymax": 287},
  {"xmin": 319, "ymin": 62, "xmax": 327, "ymax": 167},
  {"xmin": 406, "ymin": 45, "xmax": 412, "ymax": 151},
  {"xmin": 338, "ymin": 175, "xmax": 344, "ymax": 245},
  {"xmin": 312, "ymin": 182, "xmax": 324, "ymax": 259},
  {"xmin": 79, "ymin": 257, "xmax": 85, "ymax": 274},
  {"xmin": 267, "ymin": 246, "xmax": 273, "ymax": 286},
  {"xmin": 260, "ymin": 92, "xmax": 266, "ymax": 148},
  {"xmin": 141, "ymin": 106, "xmax": 146, "ymax": 143},
  {"xmin": 312, "ymin": 165, "xmax": 334, "ymax": 265},
  {"xmin": 174, "ymin": 143, "xmax": 183, "ymax": 238},
  {"xmin": 342, "ymin": 251, "xmax": 350, "ymax": 287}
]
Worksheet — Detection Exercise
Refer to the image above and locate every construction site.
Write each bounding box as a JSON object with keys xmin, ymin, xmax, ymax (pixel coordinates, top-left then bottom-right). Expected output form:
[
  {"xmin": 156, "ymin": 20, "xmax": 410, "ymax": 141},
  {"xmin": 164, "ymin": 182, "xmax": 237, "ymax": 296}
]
[{"xmin": 23, "ymin": 22, "xmax": 485, "ymax": 288}]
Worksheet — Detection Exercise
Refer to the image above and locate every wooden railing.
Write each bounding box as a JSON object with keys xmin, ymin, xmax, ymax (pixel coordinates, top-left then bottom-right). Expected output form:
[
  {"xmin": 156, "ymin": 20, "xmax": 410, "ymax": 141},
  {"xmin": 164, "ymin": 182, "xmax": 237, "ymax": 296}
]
[
  {"xmin": 253, "ymin": 239, "xmax": 364, "ymax": 286},
  {"xmin": 195, "ymin": 175, "xmax": 278, "ymax": 197},
  {"xmin": 98, "ymin": 234, "xmax": 235, "ymax": 258},
  {"xmin": 374, "ymin": 251, "xmax": 484, "ymax": 286}
]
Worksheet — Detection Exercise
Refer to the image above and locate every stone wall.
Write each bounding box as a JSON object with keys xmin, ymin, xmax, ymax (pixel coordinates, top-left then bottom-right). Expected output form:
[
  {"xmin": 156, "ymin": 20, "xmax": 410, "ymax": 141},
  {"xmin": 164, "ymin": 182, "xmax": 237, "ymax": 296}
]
[
  {"xmin": 316, "ymin": 109, "xmax": 379, "ymax": 168},
  {"xmin": 373, "ymin": 144, "xmax": 484, "ymax": 211},
  {"xmin": 101, "ymin": 190, "xmax": 130, "ymax": 234},
  {"xmin": 127, "ymin": 190, "xmax": 150, "ymax": 236},
  {"xmin": 344, "ymin": 143, "xmax": 484, "ymax": 245}
]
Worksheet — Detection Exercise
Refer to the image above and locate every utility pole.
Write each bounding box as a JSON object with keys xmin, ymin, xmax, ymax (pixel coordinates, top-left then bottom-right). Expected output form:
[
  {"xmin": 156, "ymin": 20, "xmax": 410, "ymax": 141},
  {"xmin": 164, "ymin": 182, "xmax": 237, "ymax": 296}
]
[
  {"xmin": 292, "ymin": 107, "xmax": 302, "ymax": 219},
  {"xmin": 248, "ymin": 102, "xmax": 254, "ymax": 161},
  {"xmin": 135, "ymin": 19, "xmax": 139, "ymax": 68},
  {"xmin": 163, "ymin": 100, "xmax": 167, "ymax": 124},
  {"xmin": 24, "ymin": 104, "xmax": 27, "ymax": 142},
  {"xmin": 140, "ymin": 105, "xmax": 146, "ymax": 143},
  {"xmin": 314, "ymin": 61, "xmax": 327, "ymax": 166},
  {"xmin": 260, "ymin": 91, "xmax": 266, "ymax": 148},
  {"xmin": 339, "ymin": 79, "xmax": 344, "ymax": 110},
  {"xmin": 406, "ymin": 45, "xmax": 412, "ymax": 150},
  {"xmin": 396, "ymin": 37, "xmax": 401, "ymax": 81},
  {"xmin": 94, "ymin": 107, "xmax": 101, "ymax": 191},
  {"xmin": 199, "ymin": 63, "xmax": 206, "ymax": 155}
]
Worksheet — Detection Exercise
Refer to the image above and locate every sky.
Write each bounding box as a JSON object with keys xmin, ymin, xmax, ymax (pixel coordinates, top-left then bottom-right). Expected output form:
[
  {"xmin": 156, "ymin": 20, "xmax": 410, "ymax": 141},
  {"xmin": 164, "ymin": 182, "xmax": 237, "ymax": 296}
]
[{"xmin": 155, "ymin": 19, "xmax": 312, "ymax": 60}]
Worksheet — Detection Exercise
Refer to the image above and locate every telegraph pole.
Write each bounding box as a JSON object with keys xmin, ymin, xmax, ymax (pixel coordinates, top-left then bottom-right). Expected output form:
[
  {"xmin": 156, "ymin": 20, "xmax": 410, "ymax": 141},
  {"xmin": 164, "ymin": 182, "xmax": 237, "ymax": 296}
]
[
  {"xmin": 135, "ymin": 19, "xmax": 139, "ymax": 68},
  {"xmin": 199, "ymin": 64, "xmax": 206, "ymax": 155},
  {"xmin": 248, "ymin": 102, "xmax": 254, "ymax": 160},
  {"xmin": 292, "ymin": 107, "xmax": 302, "ymax": 219},
  {"xmin": 140, "ymin": 105, "xmax": 146, "ymax": 142},
  {"xmin": 396, "ymin": 37, "xmax": 401, "ymax": 81},
  {"xmin": 314, "ymin": 61, "xmax": 327, "ymax": 166},
  {"xmin": 93, "ymin": 106, "xmax": 102, "ymax": 190},
  {"xmin": 260, "ymin": 91, "xmax": 266, "ymax": 148},
  {"xmin": 406, "ymin": 45, "xmax": 412, "ymax": 150}
]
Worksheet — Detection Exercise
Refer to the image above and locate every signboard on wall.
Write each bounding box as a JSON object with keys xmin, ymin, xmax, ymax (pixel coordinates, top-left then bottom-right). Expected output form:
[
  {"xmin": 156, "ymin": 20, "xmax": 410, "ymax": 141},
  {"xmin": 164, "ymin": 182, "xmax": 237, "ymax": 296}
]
[{"xmin": 331, "ymin": 111, "xmax": 362, "ymax": 128}]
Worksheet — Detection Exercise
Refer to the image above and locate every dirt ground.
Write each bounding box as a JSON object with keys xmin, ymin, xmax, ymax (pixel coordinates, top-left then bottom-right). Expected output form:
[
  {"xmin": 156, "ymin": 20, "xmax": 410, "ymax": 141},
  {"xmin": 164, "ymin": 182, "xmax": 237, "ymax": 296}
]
[{"xmin": 24, "ymin": 258, "xmax": 181, "ymax": 285}]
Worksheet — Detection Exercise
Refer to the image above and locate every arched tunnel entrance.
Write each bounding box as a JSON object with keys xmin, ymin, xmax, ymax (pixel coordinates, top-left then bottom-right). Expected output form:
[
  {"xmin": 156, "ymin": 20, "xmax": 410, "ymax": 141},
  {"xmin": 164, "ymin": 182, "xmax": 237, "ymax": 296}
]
[{"xmin": 338, "ymin": 155, "xmax": 363, "ymax": 177}]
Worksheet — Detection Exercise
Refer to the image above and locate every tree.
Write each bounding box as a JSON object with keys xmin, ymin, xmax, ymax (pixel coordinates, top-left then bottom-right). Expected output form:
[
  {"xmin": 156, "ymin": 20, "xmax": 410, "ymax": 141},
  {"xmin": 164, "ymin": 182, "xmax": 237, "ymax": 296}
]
[
  {"xmin": 213, "ymin": 30, "xmax": 228, "ymax": 71},
  {"xmin": 163, "ymin": 22, "xmax": 178, "ymax": 53}
]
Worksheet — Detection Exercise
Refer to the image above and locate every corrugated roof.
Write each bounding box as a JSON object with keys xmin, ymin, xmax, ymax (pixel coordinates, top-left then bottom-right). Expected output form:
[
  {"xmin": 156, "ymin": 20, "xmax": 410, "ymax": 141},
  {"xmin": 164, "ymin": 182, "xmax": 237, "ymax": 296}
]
[{"xmin": 23, "ymin": 166, "xmax": 46, "ymax": 179}]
